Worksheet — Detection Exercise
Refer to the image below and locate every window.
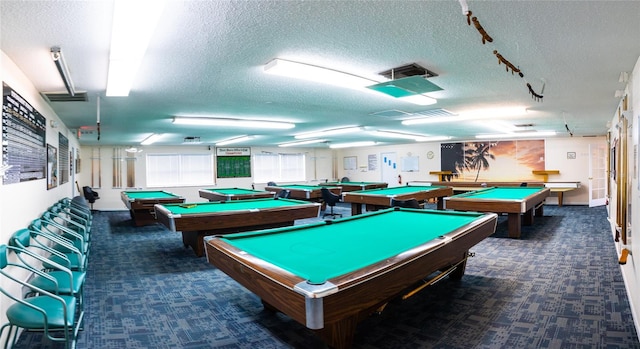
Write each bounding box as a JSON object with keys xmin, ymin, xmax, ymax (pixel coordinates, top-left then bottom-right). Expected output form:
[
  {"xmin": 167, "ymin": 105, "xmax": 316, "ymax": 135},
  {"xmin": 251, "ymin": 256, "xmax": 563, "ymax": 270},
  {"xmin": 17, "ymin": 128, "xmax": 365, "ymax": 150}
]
[
  {"xmin": 146, "ymin": 153, "xmax": 214, "ymax": 187},
  {"xmin": 253, "ymin": 153, "xmax": 305, "ymax": 183}
]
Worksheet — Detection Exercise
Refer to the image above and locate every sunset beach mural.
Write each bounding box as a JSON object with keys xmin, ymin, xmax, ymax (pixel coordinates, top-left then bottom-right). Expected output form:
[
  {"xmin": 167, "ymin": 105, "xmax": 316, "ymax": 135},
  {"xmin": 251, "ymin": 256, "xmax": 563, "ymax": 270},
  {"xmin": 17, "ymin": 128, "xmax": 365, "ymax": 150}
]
[{"xmin": 441, "ymin": 140, "xmax": 545, "ymax": 182}]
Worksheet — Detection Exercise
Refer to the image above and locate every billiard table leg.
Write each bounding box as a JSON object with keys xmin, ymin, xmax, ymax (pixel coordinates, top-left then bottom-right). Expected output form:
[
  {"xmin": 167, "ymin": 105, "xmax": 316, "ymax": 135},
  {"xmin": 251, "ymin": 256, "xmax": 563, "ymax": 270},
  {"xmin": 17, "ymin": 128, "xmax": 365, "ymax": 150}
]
[
  {"xmin": 316, "ymin": 317, "xmax": 358, "ymax": 349},
  {"xmin": 507, "ymin": 213, "xmax": 522, "ymax": 238}
]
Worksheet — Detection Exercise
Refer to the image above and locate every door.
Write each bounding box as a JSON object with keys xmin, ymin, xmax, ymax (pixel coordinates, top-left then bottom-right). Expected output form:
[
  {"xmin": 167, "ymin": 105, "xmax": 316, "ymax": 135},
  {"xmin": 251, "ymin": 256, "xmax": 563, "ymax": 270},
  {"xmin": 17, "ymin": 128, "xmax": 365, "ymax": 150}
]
[
  {"xmin": 381, "ymin": 152, "xmax": 398, "ymax": 187},
  {"xmin": 589, "ymin": 142, "xmax": 607, "ymax": 207}
]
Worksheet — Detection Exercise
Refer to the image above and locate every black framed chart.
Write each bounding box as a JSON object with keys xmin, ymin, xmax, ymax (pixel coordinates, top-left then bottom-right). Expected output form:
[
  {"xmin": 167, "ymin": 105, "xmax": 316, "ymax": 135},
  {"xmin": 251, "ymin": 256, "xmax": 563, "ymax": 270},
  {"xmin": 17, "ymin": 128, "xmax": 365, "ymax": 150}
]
[
  {"xmin": 2, "ymin": 82, "xmax": 46, "ymax": 184},
  {"xmin": 216, "ymin": 147, "xmax": 251, "ymax": 178}
]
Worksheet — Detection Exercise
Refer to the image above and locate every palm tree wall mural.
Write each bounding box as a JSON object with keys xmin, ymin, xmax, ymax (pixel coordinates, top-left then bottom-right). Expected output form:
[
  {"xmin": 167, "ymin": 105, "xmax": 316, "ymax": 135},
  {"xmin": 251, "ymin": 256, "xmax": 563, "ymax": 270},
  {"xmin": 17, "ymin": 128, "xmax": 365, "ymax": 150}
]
[{"xmin": 441, "ymin": 140, "xmax": 545, "ymax": 181}]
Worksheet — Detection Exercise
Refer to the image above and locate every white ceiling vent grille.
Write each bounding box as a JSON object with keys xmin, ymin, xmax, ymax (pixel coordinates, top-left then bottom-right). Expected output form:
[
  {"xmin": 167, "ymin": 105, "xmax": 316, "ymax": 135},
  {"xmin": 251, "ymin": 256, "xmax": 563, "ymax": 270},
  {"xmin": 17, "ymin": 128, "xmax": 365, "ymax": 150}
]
[
  {"xmin": 369, "ymin": 110, "xmax": 411, "ymax": 119},
  {"xmin": 42, "ymin": 92, "xmax": 88, "ymax": 102},
  {"xmin": 411, "ymin": 108, "xmax": 457, "ymax": 118}
]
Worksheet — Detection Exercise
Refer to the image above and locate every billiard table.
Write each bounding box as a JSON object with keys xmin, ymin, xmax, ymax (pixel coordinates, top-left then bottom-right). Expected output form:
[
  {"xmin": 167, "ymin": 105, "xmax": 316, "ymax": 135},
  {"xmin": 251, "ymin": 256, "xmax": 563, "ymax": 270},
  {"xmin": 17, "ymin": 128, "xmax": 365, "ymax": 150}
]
[
  {"xmin": 155, "ymin": 198, "xmax": 321, "ymax": 256},
  {"xmin": 198, "ymin": 187, "xmax": 275, "ymax": 201},
  {"xmin": 205, "ymin": 208, "xmax": 497, "ymax": 349},
  {"xmin": 443, "ymin": 186, "xmax": 550, "ymax": 238},
  {"xmin": 265, "ymin": 184, "xmax": 341, "ymax": 200},
  {"xmin": 319, "ymin": 181, "xmax": 388, "ymax": 192},
  {"xmin": 120, "ymin": 190, "xmax": 185, "ymax": 226},
  {"xmin": 341, "ymin": 185, "xmax": 453, "ymax": 214}
]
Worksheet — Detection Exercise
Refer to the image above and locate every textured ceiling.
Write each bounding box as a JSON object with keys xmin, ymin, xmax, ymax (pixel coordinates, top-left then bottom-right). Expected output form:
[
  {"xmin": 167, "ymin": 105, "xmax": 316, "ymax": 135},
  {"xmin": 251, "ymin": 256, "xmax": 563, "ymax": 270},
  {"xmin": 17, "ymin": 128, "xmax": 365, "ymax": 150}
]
[{"xmin": 1, "ymin": 1, "xmax": 639, "ymax": 147}]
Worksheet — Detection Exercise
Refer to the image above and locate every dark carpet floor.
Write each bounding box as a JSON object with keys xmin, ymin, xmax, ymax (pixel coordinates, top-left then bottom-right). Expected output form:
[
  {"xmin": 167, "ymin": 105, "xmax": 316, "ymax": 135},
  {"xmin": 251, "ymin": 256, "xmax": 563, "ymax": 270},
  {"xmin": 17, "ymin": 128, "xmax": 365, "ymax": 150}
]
[{"xmin": 10, "ymin": 203, "xmax": 640, "ymax": 348}]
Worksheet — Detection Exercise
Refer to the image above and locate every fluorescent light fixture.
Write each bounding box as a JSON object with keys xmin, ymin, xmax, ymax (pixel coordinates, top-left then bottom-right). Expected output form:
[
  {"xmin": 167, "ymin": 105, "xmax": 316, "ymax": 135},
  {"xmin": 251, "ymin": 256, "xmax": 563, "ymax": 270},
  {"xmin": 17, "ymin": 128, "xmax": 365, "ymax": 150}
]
[
  {"xmin": 397, "ymin": 94, "xmax": 437, "ymax": 106},
  {"xmin": 475, "ymin": 131, "xmax": 557, "ymax": 139},
  {"xmin": 371, "ymin": 131, "xmax": 452, "ymax": 142},
  {"xmin": 329, "ymin": 141, "xmax": 376, "ymax": 149},
  {"xmin": 294, "ymin": 126, "xmax": 363, "ymax": 139},
  {"xmin": 173, "ymin": 117, "xmax": 295, "ymax": 129},
  {"xmin": 106, "ymin": 0, "xmax": 166, "ymax": 96},
  {"xmin": 215, "ymin": 135, "xmax": 254, "ymax": 146},
  {"xmin": 140, "ymin": 133, "xmax": 163, "ymax": 145},
  {"xmin": 125, "ymin": 147, "xmax": 143, "ymax": 153},
  {"xmin": 50, "ymin": 46, "xmax": 75, "ymax": 96},
  {"xmin": 402, "ymin": 106, "xmax": 527, "ymax": 125},
  {"xmin": 278, "ymin": 139, "xmax": 327, "ymax": 147},
  {"xmin": 264, "ymin": 59, "xmax": 376, "ymax": 90}
]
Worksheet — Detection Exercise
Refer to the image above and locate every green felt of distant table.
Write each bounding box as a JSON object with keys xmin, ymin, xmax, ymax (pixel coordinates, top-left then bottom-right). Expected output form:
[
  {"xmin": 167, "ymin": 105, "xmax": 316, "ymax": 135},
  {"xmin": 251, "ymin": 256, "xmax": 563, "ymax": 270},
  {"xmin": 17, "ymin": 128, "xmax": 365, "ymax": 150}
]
[
  {"xmin": 198, "ymin": 187, "xmax": 275, "ymax": 201},
  {"xmin": 320, "ymin": 181, "xmax": 388, "ymax": 191},
  {"xmin": 264, "ymin": 184, "xmax": 341, "ymax": 200},
  {"xmin": 160, "ymin": 197, "xmax": 313, "ymax": 215},
  {"xmin": 122, "ymin": 190, "xmax": 181, "ymax": 200},
  {"xmin": 449, "ymin": 186, "xmax": 546, "ymax": 200},
  {"xmin": 120, "ymin": 190, "xmax": 185, "ymax": 227},
  {"xmin": 154, "ymin": 198, "xmax": 321, "ymax": 257},
  {"xmin": 444, "ymin": 186, "xmax": 551, "ymax": 239},
  {"xmin": 342, "ymin": 185, "xmax": 453, "ymax": 213}
]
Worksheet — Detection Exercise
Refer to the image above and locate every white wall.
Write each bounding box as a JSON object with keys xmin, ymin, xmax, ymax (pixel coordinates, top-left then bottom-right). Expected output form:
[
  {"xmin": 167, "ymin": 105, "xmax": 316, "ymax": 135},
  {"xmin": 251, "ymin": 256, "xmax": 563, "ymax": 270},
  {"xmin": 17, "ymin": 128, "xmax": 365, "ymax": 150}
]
[
  {"xmin": 609, "ymin": 55, "xmax": 640, "ymax": 336},
  {"xmin": 77, "ymin": 145, "xmax": 335, "ymax": 210},
  {"xmin": 333, "ymin": 137, "xmax": 603, "ymax": 205},
  {"xmin": 0, "ymin": 51, "xmax": 81, "ymax": 343}
]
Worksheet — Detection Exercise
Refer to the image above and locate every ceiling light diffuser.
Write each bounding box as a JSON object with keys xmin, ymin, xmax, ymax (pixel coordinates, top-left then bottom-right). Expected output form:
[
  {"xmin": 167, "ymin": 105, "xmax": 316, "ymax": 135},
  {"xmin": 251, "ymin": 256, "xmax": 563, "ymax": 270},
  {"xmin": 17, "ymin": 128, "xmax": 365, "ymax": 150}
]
[
  {"xmin": 475, "ymin": 131, "xmax": 556, "ymax": 139},
  {"xmin": 264, "ymin": 59, "xmax": 376, "ymax": 90},
  {"xmin": 329, "ymin": 141, "xmax": 376, "ymax": 149},
  {"xmin": 173, "ymin": 117, "xmax": 295, "ymax": 129},
  {"xmin": 106, "ymin": 0, "xmax": 166, "ymax": 96},
  {"xmin": 402, "ymin": 106, "xmax": 527, "ymax": 125},
  {"xmin": 140, "ymin": 133, "xmax": 163, "ymax": 145},
  {"xmin": 215, "ymin": 135, "xmax": 254, "ymax": 146},
  {"xmin": 278, "ymin": 139, "xmax": 328, "ymax": 147},
  {"xmin": 294, "ymin": 126, "xmax": 363, "ymax": 139}
]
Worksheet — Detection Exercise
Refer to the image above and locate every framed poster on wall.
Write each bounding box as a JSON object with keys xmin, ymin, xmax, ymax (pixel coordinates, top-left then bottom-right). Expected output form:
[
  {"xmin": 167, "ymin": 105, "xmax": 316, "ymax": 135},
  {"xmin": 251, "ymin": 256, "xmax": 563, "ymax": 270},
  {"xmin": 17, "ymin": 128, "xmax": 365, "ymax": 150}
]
[{"xmin": 47, "ymin": 144, "xmax": 58, "ymax": 190}]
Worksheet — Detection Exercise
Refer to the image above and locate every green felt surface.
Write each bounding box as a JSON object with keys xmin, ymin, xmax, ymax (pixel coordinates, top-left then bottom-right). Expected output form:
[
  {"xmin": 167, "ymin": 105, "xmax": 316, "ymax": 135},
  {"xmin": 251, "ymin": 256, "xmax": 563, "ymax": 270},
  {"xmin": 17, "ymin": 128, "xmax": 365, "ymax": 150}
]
[
  {"xmin": 222, "ymin": 209, "xmax": 484, "ymax": 284},
  {"xmin": 452, "ymin": 187, "xmax": 545, "ymax": 200},
  {"xmin": 351, "ymin": 185, "xmax": 446, "ymax": 196},
  {"xmin": 162, "ymin": 198, "xmax": 308, "ymax": 215},
  {"xmin": 123, "ymin": 191, "xmax": 179, "ymax": 199},
  {"xmin": 201, "ymin": 188, "xmax": 270, "ymax": 195}
]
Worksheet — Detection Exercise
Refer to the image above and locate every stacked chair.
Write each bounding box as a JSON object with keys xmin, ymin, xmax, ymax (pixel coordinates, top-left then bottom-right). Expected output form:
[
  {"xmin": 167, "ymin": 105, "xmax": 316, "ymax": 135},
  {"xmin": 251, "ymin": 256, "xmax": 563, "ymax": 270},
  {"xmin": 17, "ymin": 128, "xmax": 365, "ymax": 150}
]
[{"xmin": 0, "ymin": 195, "xmax": 93, "ymax": 349}]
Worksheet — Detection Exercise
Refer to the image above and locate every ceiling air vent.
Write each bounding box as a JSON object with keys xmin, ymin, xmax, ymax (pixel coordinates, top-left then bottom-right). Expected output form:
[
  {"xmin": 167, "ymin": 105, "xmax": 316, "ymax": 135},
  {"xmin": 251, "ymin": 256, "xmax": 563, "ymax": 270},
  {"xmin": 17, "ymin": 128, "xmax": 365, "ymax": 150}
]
[
  {"xmin": 183, "ymin": 136, "xmax": 201, "ymax": 144},
  {"xmin": 411, "ymin": 108, "xmax": 457, "ymax": 118},
  {"xmin": 42, "ymin": 92, "xmax": 88, "ymax": 102},
  {"xmin": 369, "ymin": 110, "xmax": 411, "ymax": 119},
  {"xmin": 379, "ymin": 63, "xmax": 438, "ymax": 79}
]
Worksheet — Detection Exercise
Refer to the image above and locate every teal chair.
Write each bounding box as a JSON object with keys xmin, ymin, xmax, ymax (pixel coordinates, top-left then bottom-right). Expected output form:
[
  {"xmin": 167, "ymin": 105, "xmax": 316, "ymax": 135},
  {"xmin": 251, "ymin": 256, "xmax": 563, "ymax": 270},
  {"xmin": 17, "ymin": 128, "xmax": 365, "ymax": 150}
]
[
  {"xmin": 53, "ymin": 201, "xmax": 92, "ymax": 229},
  {"xmin": 45, "ymin": 206, "xmax": 90, "ymax": 241},
  {"xmin": 39, "ymin": 213, "xmax": 89, "ymax": 255},
  {"xmin": 9, "ymin": 229, "xmax": 86, "ymax": 312},
  {"xmin": 0, "ymin": 244, "xmax": 83, "ymax": 349},
  {"xmin": 29, "ymin": 219, "xmax": 87, "ymax": 272}
]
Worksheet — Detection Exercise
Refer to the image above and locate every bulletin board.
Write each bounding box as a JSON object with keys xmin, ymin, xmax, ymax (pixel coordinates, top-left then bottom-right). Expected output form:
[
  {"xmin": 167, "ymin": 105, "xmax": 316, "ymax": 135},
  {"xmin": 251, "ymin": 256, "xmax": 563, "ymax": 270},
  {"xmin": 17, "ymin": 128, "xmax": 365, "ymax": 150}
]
[{"xmin": 216, "ymin": 147, "xmax": 251, "ymax": 178}]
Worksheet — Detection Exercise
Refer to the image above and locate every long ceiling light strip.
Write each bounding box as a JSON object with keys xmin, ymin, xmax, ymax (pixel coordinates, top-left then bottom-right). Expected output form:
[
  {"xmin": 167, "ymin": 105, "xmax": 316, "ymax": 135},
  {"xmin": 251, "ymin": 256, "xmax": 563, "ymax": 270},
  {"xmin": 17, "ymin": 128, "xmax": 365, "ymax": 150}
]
[
  {"xmin": 140, "ymin": 133, "xmax": 163, "ymax": 145},
  {"xmin": 402, "ymin": 106, "xmax": 527, "ymax": 125},
  {"xmin": 294, "ymin": 126, "xmax": 363, "ymax": 139},
  {"xmin": 264, "ymin": 58, "xmax": 438, "ymax": 106},
  {"xmin": 475, "ymin": 131, "xmax": 556, "ymax": 139},
  {"xmin": 106, "ymin": 0, "xmax": 167, "ymax": 96},
  {"xmin": 264, "ymin": 59, "xmax": 376, "ymax": 90},
  {"xmin": 50, "ymin": 46, "xmax": 75, "ymax": 96},
  {"xmin": 278, "ymin": 139, "xmax": 327, "ymax": 147},
  {"xmin": 215, "ymin": 136, "xmax": 254, "ymax": 146},
  {"xmin": 173, "ymin": 117, "xmax": 295, "ymax": 129},
  {"xmin": 329, "ymin": 141, "xmax": 376, "ymax": 149}
]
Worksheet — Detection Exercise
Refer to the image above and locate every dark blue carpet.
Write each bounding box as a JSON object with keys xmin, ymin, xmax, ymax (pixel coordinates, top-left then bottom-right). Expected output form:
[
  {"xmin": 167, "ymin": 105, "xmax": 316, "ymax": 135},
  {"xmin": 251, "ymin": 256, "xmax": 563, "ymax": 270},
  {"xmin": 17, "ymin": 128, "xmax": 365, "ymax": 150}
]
[{"xmin": 10, "ymin": 204, "xmax": 640, "ymax": 348}]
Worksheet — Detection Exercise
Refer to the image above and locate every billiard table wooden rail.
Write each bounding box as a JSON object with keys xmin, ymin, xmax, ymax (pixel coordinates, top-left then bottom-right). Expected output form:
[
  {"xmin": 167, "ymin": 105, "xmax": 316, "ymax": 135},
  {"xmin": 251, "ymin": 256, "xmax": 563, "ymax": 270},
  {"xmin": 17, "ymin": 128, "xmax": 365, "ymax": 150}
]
[{"xmin": 204, "ymin": 209, "xmax": 498, "ymax": 349}]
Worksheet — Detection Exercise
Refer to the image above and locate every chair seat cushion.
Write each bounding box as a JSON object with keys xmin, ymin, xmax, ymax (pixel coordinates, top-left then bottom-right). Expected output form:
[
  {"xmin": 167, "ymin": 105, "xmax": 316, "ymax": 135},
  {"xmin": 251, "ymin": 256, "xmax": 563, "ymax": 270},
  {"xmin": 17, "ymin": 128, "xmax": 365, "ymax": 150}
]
[
  {"xmin": 6, "ymin": 295, "xmax": 76, "ymax": 329},
  {"xmin": 30, "ymin": 271, "xmax": 86, "ymax": 294}
]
